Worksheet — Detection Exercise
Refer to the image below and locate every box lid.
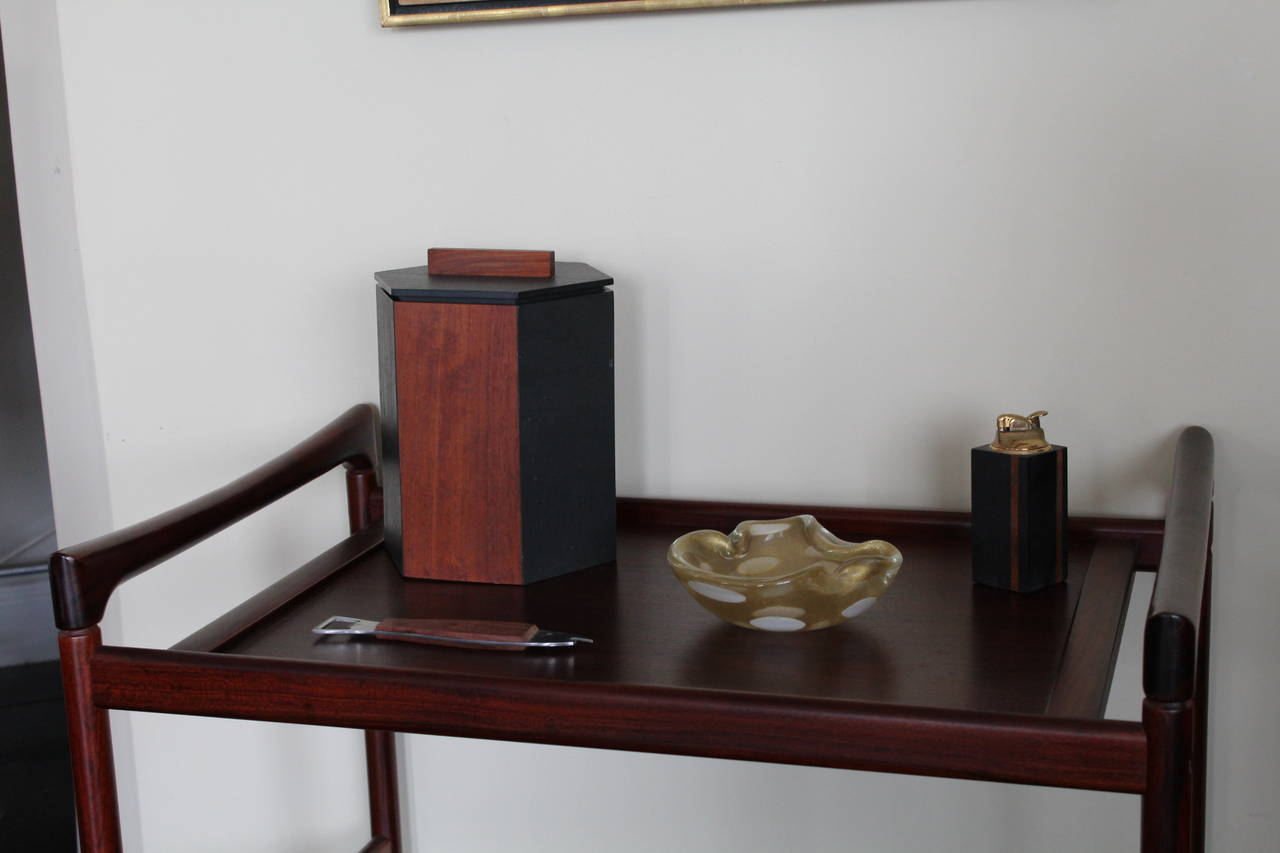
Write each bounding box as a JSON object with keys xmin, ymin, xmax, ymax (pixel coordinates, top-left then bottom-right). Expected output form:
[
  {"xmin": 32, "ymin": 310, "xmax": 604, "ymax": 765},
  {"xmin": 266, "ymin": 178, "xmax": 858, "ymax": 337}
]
[{"xmin": 375, "ymin": 261, "xmax": 612, "ymax": 305}]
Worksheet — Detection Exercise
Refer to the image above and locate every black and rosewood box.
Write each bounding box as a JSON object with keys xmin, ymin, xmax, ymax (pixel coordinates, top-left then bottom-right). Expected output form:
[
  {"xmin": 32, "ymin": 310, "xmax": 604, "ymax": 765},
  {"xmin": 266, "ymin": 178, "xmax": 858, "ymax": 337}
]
[
  {"xmin": 971, "ymin": 445, "xmax": 1068, "ymax": 593},
  {"xmin": 376, "ymin": 260, "xmax": 615, "ymax": 584}
]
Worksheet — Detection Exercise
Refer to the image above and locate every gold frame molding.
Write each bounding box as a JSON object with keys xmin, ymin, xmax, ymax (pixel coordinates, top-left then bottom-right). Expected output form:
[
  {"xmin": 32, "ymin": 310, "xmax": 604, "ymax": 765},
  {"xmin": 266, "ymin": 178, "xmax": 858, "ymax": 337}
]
[{"xmin": 382, "ymin": 0, "xmax": 827, "ymax": 26}]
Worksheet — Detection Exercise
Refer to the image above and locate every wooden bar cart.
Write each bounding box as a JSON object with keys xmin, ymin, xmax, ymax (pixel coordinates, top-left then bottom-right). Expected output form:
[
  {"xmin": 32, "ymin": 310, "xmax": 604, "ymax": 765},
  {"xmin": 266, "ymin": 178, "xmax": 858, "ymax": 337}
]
[{"xmin": 50, "ymin": 405, "xmax": 1213, "ymax": 852}]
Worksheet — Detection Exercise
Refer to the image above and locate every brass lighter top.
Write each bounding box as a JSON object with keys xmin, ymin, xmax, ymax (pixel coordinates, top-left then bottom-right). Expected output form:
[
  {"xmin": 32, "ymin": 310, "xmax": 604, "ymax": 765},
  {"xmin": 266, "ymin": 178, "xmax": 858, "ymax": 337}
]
[{"xmin": 991, "ymin": 410, "xmax": 1052, "ymax": 454}]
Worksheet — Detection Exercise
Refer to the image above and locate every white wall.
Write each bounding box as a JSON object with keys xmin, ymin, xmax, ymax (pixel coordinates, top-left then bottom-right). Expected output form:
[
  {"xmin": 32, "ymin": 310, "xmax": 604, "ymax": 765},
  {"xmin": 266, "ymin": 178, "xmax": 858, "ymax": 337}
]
[{"xmin": 7, "ymin": 0, "xmax": 1278, "ymax": 849}]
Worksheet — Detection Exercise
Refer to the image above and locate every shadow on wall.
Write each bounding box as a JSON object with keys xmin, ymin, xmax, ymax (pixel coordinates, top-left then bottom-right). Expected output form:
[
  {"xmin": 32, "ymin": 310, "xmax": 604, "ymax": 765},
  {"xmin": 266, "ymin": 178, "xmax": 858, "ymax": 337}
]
[
  {"xmin": 0, "ymin": 16, "xmax": 58, "ymax": 662},
  {"xmin": 0, "ymin": 22, "xmax": 77, "ymax": 852}
]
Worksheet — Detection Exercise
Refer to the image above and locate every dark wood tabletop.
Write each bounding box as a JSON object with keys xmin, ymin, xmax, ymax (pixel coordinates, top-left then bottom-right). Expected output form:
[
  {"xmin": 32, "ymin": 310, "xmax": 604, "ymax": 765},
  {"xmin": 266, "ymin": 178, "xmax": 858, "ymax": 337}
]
[{"xmin": 196, "ymin": 523, "xmax": 1094, "ymax": 717}]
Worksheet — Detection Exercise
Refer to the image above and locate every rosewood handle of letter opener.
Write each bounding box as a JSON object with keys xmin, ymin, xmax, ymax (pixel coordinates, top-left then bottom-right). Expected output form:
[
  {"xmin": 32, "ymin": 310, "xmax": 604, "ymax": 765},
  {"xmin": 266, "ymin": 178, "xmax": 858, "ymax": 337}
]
[{"xmin": 378, "ymin": 618, "xmax": 537, "ymax": 649}]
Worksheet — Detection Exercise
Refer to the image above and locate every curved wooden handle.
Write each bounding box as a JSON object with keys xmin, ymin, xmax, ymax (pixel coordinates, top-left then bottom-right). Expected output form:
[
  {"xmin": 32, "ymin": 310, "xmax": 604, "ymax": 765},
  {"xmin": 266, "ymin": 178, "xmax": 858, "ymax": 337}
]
[
  {"xmin": 1144, "ymin": 425, "xmax": 1214, "ymax": 702},
  {"xmin": 50, "ymin": 404, "xmax": 380, "ymax": 631},
  {"xmin": 375, "ymin": 618, "xmax": 539, "ymax": 651}
]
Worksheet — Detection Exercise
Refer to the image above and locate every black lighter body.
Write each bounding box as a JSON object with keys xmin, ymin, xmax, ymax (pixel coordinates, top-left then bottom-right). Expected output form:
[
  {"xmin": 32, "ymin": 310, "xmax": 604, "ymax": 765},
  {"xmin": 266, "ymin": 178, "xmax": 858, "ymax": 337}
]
[{"xmin": 971, "ymin": 411, "xmax": 1068, "ymax": 593}]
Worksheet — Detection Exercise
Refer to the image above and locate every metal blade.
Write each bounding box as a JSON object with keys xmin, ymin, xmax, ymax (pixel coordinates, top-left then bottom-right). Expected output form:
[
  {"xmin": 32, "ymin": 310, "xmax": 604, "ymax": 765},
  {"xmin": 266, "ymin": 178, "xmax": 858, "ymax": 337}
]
[
  {"xmin": 530, "ymin": 630, "xmax": 594, "ymax": 647},
  {"xmin": 312, "ymin": 616, "xmax": 379, "ymax": 635}
]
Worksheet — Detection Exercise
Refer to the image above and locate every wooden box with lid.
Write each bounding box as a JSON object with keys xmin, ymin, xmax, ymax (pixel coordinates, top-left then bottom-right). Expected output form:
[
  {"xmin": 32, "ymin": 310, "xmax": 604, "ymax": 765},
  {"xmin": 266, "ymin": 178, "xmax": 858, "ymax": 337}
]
[{"xmin": 376, "ymin": 250, "xmax": 615, "ymax": 584}]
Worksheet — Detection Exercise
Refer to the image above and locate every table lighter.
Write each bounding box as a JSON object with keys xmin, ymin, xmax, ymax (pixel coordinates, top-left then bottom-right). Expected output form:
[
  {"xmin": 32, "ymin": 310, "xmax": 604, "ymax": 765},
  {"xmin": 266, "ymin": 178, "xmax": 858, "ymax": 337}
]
[{"xmin": 971, "ymin": 411, "xmax": 1068, "ymax": 592}]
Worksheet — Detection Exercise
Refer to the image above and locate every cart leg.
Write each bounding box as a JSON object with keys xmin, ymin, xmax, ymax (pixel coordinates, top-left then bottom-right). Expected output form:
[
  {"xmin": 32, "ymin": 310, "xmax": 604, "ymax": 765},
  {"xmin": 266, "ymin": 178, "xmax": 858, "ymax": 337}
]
[
  {"xmin": 365, "ymin": 730, "xmax": 402, "ymax": 851},
  {"xmin": 1190, "ymin": 556, "xmax": 1211, "ymax": 852},
  {"xmin": 1142, "ymin": 699, "xmax": 1192, "ymax": 853},
  {"xmin": 346, "ymin": 467, "xmax": 400, "ymax": 849},
  {"xmin": 346, "ymin": 467, "xmax": 381, "ymax": 533},
  {"xmin": 60, "ymin": 627, "xmax": 123, "ymax": 853}
]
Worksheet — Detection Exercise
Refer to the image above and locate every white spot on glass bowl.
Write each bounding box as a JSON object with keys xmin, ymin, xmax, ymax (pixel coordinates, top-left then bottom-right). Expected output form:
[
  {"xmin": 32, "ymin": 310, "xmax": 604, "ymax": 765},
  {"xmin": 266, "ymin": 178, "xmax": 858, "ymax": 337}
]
[
  {"xmin": 749, "ymin": 616, "xmax": 807, "ymax": 631},
  {"xmin": 688, "ymin": 581, "xmax": 746, "ymax": 603},
  {"xmin": 737, "ymin": 556, "xmax": 781, "ymax": 576},
  {"xmin": 841, "ymin": 598, "xmax": 878, "ymax": 619},
  {"xmin": 749, "ymin": 522, "xmax": 790, "ymax": 536},
  {"xmin": 753, "ymin": 606, "xmax": 805, "ymax": 619}
]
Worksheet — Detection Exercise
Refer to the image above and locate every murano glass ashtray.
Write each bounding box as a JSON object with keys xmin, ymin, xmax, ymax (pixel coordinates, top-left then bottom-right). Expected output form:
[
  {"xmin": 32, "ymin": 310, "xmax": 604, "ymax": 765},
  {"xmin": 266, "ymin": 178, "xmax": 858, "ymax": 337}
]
[{"xmin": 667, "ymin": 515, "xmax": 902, "ymax": 632}]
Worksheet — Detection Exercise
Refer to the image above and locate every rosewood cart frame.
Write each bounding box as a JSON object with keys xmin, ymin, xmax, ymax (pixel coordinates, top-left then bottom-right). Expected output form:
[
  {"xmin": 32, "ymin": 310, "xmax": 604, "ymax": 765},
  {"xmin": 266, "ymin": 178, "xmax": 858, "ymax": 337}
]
[{"xmin": 49, "ymin": 405, "xmax": 1214, "ymax": 852}]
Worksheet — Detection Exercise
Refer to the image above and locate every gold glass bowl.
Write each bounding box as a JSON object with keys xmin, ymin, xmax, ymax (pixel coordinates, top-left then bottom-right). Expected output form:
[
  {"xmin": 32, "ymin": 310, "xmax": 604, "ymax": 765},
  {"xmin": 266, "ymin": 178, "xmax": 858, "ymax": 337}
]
[{"xmin": 667, "ymin": 515, "xmax": 902, "ymax": 632}]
